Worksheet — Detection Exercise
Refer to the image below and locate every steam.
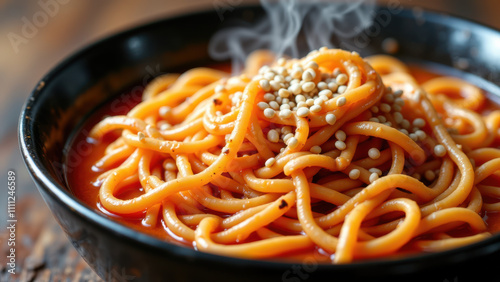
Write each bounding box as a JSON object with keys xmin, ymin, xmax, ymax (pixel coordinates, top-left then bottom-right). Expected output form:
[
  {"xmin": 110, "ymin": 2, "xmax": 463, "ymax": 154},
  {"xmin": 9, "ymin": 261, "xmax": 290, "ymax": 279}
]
[{"xmin": 208, "ymin": 0, "xmax": 376, "ymax": 74}]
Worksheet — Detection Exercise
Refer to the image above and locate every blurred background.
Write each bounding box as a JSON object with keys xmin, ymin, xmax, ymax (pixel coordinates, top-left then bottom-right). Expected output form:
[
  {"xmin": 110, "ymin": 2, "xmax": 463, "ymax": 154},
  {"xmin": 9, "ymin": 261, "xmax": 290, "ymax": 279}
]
[{"xmin": 0, "ymin": 0, "xmax": 499, "ymax": 281}]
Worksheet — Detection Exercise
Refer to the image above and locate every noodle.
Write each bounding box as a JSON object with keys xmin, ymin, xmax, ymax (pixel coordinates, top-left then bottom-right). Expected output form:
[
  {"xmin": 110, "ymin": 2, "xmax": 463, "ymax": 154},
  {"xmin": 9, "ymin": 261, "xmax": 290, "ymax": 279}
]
[{"xmin": 79, "ymin": 48, "xmax": 500, "ymax": 263}]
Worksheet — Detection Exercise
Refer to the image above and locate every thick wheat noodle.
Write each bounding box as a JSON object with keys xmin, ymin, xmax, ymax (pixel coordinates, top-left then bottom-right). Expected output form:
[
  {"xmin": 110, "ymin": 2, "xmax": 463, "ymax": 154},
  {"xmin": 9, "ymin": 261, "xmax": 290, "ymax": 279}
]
[
  {"xmin": 441, "ymin": 101, "xmax": 488, "ymax": 149},
  {"xmin": 421, "ymin": 76, "xmax": 485, "ymax": 111},
  {"xmin": 95, "ymin": 144, "xmax": 135, "ymax": 168},
  {"xmin": 84, "ymin": 49, "xmax": 500, "ymax": 263}
]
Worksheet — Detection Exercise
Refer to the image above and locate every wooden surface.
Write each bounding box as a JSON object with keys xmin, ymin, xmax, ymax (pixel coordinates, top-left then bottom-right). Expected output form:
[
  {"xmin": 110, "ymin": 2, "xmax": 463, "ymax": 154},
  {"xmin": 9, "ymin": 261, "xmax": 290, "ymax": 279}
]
[{"xmin": 1, "ymin": 1, "xmax": 500, "ymax": 281}]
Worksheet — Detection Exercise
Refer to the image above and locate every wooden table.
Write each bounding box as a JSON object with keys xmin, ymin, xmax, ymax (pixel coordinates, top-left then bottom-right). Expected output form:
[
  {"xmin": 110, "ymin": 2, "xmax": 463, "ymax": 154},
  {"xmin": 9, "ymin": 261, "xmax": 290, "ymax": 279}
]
[{"xmin": 1, "ymin": 1, "xmax": 500, "ymax": 281}]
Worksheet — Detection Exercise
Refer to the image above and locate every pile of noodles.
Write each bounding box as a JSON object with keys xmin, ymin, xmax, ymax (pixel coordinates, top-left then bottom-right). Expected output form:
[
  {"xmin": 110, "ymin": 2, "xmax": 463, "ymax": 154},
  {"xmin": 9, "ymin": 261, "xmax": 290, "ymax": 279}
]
[{"xmin": 89, "ymin": 48, "xmax": 500, "ymax": 263}]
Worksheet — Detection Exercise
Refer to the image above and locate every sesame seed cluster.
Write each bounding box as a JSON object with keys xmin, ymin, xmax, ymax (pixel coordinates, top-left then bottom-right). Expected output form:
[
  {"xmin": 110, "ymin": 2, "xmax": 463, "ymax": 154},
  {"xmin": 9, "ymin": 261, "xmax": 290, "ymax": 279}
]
[
  {"xmin": 368, "ymin": 88, "xmax": 427, "ymax": 143},
  {"xmin": 253, "ymin": 57, "xmax": 348, "ymax": 122},
  {"xmin": 220, "ymin": 53, "xmax": 448, "ymax": 182}
]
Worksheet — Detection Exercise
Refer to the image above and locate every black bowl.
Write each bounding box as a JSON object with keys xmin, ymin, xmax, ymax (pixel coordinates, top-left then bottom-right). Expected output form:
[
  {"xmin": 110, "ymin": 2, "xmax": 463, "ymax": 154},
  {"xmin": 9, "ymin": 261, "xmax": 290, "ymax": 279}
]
[{"xmin": 19, "ymin": 5, "xmax": 500, "ymax": 282}]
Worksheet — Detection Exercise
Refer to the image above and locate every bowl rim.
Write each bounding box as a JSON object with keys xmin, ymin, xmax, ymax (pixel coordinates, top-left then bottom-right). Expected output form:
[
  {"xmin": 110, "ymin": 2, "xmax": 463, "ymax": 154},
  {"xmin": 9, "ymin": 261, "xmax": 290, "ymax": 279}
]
[{"xmin": 18, "ymin": 4, "xmax": 500, "ymax": 274}]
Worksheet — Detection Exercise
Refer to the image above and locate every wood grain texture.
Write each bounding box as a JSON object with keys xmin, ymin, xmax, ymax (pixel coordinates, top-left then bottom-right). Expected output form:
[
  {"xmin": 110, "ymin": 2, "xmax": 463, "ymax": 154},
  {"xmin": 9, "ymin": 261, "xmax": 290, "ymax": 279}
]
[{"xmin": 1, "ymin": 0, "xmax": 499, "ymax": 281}]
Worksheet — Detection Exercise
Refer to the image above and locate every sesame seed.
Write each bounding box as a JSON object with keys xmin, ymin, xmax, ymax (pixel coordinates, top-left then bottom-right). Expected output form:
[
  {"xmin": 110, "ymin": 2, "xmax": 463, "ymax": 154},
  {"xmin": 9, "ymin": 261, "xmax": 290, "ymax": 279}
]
[
  {"xmin": 297, "ymin": 101, "xmax": 307, "ymax": 108},
  {"xmin": 216, "ymin": 84, "xmax": 226, "ymax": 93},
  {"xmin": 335, "ymin": 130, "xmax": 346, "ymax": 141},
  {"xmin": 335, "ymin": 140, "xmax": 347, "ymax": 150},
  {"xmin": 424, "ymin": 170, "xmax": 436, "ymax": 181},
  {"xmin": 318, "ymin": 89, "xmax": 333, "ymax": 98},
  {"xmin": 263, "ymin": 108, "xmax": 276, "ymax": 118},
  {"xmin": 263, "ymin": 93, "xmax": 275, "ymax": 101},
  {"xmin": 413, "ymin": 118, "xmax": 426, "ymax": 128},
  {"xmin": 264, "ymin": 72, "xmax": 275, "ymax": 80},
  {"xmin": 270, "ymin": 80, "xmax": 281, "ymax": 90},
  {"xmin": 336, "ymin": 74, "xmax": 348, "ymax": 85},
  {"xmin": 314, "ymin": 98, "xmax": 324, "ymax": 106},
  {"xmin": 317, "ymin": 82, "xmax": 328, "ymax": 90},
  {"xmin": 280, "ymin": 103, "xmax": 290, "ymax": 110},
  {"xmin": 400, "ymin": 119, "xmax": 410, "ymax": 129},
  {"xmin": 269, "ymin": 101, "xmax": 280, "ymax": 110},
  {"xmin": 349, "ymin": 169, "xmax": 361, "ymax": 180},
  {"xmin": 265, "ymin": 157, "xmax": 276, "ymax": 167},
  {"xmin": 302, "ymin": 70, "xmax": 313, "ymax": 82},
  {"xmin": 257, "ymin": 101, "xmax": 269, "ymax": 110},
  {"xmin": 399, "ymin": 128, "xmax": 409, "ymax": 135},
  {"xmin": 306, "ymin": 61, "xmax": 319, "ymax": 69},
  {"xmin": 279, "ymin": 109, "xmax": 292, "ymax": 118},
  {"xmin": 258, "ymin": 65, "xmax": 269, "ymax": 74},
  {"xmin": 310, "ymin": 105, "xmax": 322, "ymax": 113},
  {"xmin": 290, "ymin": 84, "xmax": 302, "ymax": 95},
  {"xmin": 328, "ymin": 82, "xmax": 338, "ymax": 92},
  {"xmin": 306, "ymin": 98, "xmax": 315, "ymax": 107},
  {"xmin": 434, "ymin": 144, "xmax": 447, "ymax": 157},
  {"xmin": 333, "ymin": 68, "xmax": 342, "ymax": 77},
  {"xmin": 278, "ymin": 89, "xmax": 291, "ymax": 98},
  {"xmin": 159, "ymin": 106, "xmax": 171, "ymax": 118},
  {"xmin": 282, "ymin": 126, "xmax": 292, "ymax": 135},
  {"xmin": 295, "ymin": 94, "xmax": 306, "ymax": 103},
  {"xmin": 371, "ymin": 106, "xmax": 379, "ymax": 114},
  {"xmin": 368, "ymin": 148, "xmax": 380, "ymax": 159},
  {"xmin": 306, "ymin": 68, "xmax": 317, "ymax": 79},
  {"xmin": 415, "ymin": 130, "xmax": 426, "ymax": 141},
  {"xmin": 369, "ymin": 172, "xmax": 379, "ymax": 183},
  {"xmin": 409, "ymin": 133, "xmax": 418, "ymax": 142},
  {"xmin": 393, "ymin": 90, "xmax": 403, "ymax": 97},
  {"xmin": 380, "ymin": 103, "xmax": 391, "ymax": 113},
  {"xmin": 267, "ymin": 129, "xmax": 279, "ymax": 143},
  {"xmin": 274, "ymin": 75, "xmax": 285, "ymax": 83},
  {"xmin": 377, "ymin": 115, "xmax": 387, "ymax": 123},
  {"xmin": 337, "ymin": 85, "xmax": 347, "ymax": 94},
  {"xmin": 283, "ymin": 133, "xmax": 294, "ymax": 143},
  {"xmin": 297, "ymin": 107, "xmax": 310, "ymax": 117},
  {"xmin": 137, "ymin": 132, "xmax": 146, "ymax": 141},
  {"xmin": 336, "ymin": 97, "xmax": 347, "ymax": 107},
  {"xmin": 291, "ymin": 69, "xmax": 302, "ymax": 79},
  {"xmin": 302, "ymin": 81, "xmax": 316, "ymax": 92},
  {"xmin": 412, "ymin": 173, "xmax": 421, "ymax": 180},
  {"xmin": 326, "ymin": 113, "xmax": 337, "ymax": 125},
  {"xmin": 159, "ymin": 123, "xmax": 171, "ymax": 131},
  {"xmin": 393, "ymin": 112, "xmax": 403, "ymax": 124},
  {"xmin": 287, "ymin": 137, "xmax": 299, "ymax": 148},
  {"xmin": 369, "ymin": 168, "xmax": 382, "ymax": 176},
  {"xmin": 310, "ymin": 145, "xmax": 322, "ymax": 154},
  {"xmin": 394, "ymin": 97, "xmax": 405, "ymax": 106},
  {"xmin": 369, "ymin": 117, "xmax": 380, "ymax": 122}
]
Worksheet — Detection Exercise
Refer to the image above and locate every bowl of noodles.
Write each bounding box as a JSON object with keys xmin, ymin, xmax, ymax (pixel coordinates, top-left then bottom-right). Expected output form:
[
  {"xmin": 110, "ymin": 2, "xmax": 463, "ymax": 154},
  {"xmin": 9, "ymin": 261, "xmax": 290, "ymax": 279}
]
[{"xmin": 19, "ymin": 3, "xmax": 500, "ymax": 282}]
